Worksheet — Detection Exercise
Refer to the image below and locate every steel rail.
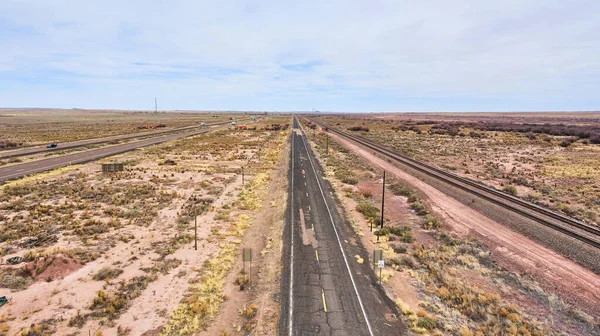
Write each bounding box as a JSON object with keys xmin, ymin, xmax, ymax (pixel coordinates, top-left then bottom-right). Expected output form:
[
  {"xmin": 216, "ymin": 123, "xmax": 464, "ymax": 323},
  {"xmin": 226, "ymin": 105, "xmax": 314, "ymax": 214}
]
[{"xmin": 307, "ymin": 118, "xmax": 600, "ymax": 249}]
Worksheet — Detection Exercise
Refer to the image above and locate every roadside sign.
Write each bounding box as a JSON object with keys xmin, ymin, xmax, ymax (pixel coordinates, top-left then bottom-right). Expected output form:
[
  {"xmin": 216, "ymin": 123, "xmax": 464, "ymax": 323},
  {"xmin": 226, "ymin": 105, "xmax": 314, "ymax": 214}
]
[
  {"xmin": 242, "ymin": 248, "xmax": 253, "ymax": 288},
  {"xmin": 377, "ymin": 257, "xmax": 385, "ymax": 285},
  {"xmin": 243, "ymin": 248, "xmax": 253, "ymax": 262},
  {"xmin": 373, "ymin": 250, "xmax": 383, "ymax": 265}
]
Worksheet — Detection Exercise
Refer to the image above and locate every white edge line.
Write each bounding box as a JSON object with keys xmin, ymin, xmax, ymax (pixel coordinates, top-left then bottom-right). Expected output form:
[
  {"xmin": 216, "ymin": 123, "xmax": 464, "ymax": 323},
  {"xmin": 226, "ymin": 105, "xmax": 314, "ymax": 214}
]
[
  {"xmin": 288, "ymin": 116, "xmax": 295, "ymax": 336},
  {"xmin": 299, "ymin": 124, "xmax": 375, "ymax": 336}
]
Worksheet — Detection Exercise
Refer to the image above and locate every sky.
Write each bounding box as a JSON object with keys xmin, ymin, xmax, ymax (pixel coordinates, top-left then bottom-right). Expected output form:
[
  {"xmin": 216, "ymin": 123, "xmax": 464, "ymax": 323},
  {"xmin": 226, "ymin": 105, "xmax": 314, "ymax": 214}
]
[{"xmin": 1, "ymin": 0, "xmax": 599, "ymax": 112}]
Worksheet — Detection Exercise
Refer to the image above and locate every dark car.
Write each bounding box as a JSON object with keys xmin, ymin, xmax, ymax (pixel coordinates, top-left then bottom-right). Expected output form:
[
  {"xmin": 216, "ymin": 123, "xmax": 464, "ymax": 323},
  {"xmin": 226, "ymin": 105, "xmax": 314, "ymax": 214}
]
[{"xmin": 46, "ymin": 143, "xmax": 57, "ymax": 148}]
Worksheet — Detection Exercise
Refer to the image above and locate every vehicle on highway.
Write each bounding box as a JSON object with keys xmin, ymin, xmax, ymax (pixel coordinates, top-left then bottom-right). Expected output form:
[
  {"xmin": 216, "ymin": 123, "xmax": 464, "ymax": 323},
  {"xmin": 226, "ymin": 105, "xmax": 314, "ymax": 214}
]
[
  {"xmin": 231, "ymin": 121, "xmax": 237, "ymax": 126},
  {"xmin": 46, "ymin": 143, "xmax": 58, "ymax": 148},
  {"xmin": 200, "ymin": 122, "xmax": 206, "ymax": 126}
]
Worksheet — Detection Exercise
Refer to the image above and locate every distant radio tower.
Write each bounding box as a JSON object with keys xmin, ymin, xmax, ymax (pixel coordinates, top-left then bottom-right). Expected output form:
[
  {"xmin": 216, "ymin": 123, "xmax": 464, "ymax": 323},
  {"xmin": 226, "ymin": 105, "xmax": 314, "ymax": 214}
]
[{"xmin": 155, "ymin": 97, "xmax": 158, "ymax": 112}]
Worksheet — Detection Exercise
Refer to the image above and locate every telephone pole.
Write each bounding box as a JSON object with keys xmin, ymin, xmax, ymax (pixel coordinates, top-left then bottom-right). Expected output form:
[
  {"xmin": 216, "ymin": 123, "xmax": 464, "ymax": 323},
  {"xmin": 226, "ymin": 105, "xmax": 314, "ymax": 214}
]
[
  {"xmin": 155, "ymin": 97, "xmax": 158, "ymax": 113},
  {"xmin": 380, "ymin": 171, "xmax": 386, "ymax": 230}
]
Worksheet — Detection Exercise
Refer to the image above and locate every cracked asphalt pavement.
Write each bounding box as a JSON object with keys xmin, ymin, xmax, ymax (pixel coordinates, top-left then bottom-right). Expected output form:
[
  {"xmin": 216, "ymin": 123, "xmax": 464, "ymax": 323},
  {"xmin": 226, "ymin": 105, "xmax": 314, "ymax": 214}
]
[{"xmin": 278, "ymin": 116, "xmax": 405, "ymax": 335}]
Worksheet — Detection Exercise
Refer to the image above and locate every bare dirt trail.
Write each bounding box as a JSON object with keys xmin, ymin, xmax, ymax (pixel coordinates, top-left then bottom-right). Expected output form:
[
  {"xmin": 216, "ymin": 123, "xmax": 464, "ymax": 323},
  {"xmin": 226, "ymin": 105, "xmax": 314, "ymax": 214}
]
[{"xmin": 330, "ymin": 132, "xmax": 600, "ymax": 316}]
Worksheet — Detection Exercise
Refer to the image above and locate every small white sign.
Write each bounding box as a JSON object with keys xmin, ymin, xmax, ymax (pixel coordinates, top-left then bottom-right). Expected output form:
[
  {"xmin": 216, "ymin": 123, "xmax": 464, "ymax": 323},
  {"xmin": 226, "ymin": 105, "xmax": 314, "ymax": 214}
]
[{"xmin": 377, "ymin": 260, "xmax": 385, "ymax": 269}]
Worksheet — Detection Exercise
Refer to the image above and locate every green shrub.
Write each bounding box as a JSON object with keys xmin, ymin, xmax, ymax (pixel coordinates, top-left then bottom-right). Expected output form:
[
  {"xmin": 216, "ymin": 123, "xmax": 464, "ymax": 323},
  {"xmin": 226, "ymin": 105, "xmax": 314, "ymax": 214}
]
[
  {"xmin": 503, "ymin": 185, "xmax": 518, "ymax": 196},
  {"xmin": 1, "ymin": 274, "xmax": 32, "ymax": 290},
  {"xmin": 388, "ymin": 226, "xmax": 413, "ymax": 242},
  {"xmin": 355, "ymin": 199, "xmax": 380, "ymax": 221},
  {"xmin": 422, "ymin": 215, "xmax": 442, "ymax": 230},
  {"xmin": 68, "ymin": 309, "xmax": 86, "ymax": 328},
  {"xmin": 416, "ymin": 316, "xmax": 436, "ymax": 330},
  {"xmin": 407, "ymin": 194, "xmax": 419, "ymax": 203},
  {"xmin": 410, "ymin": 201, "xmax": 429, "ymax": 216},
  {"xmin": 389, "ymin": 183, "xmax": 413, "ymax": 197},
  {"xmin": 392, "ymin": 244, "xmax": 407, "ymax": 254},
  {"xmin": 335, "ymin": 169, "xmax": 358, "ymax": 185},
  {"xmin": 93, "ymin": 266, "xmax": 123, "ymax": 281},
  {"xmin": 374, "ymin": 228, "xmax": 389, "ymax": 237}
]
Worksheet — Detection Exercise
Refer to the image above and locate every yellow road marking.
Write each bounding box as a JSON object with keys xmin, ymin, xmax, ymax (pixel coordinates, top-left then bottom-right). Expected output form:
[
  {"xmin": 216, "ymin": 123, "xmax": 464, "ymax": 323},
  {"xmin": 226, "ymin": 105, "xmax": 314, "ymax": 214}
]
[
  {"xmin": 306, "ymin": 192, "xmax": 309, "ymax": 197},
  {"xmin": 315, "ymin": 250, "xmax": 319, "ymax": 261},
  {"xmin": 305, "ymin": 181, "xmax": 307, "ymax": 186},
  {"xmin": 321, "ymin": 289, "xmax": 327, "ymax": 312},
  {"xmin": 308, "ymin": 205, "xmax": 311, "ymax": 211}
]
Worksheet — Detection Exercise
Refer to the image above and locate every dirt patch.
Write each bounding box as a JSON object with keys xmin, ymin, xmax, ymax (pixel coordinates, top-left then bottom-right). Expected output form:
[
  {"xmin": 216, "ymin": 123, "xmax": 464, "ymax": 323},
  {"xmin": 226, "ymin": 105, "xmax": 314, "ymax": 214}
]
[{"xmin": 34, "ymin": 254, "xmax": 82, "ymax": 282}]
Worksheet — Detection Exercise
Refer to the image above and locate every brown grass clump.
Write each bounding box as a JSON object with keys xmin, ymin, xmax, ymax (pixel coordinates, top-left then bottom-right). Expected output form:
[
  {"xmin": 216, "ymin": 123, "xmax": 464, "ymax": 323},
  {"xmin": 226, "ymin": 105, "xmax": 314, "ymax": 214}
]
[
  {"xmin": 90, "ymin": 275, "xmax": 157, "ymax": 320},
  {"xmin": 93, "ymin": 266, "xmax": 123, "ymax": 281},
  {"xmin": 239, "ymin": 303, "xmax": 258, "ymax": 318}
]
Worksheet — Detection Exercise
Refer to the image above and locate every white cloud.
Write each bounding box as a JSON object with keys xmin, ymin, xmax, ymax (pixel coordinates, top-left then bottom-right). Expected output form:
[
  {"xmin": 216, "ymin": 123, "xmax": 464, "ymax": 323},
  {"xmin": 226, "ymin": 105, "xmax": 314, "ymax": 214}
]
[{"xmin": 0, "ymin": 0, "xmax": 599, "ymax": 111}]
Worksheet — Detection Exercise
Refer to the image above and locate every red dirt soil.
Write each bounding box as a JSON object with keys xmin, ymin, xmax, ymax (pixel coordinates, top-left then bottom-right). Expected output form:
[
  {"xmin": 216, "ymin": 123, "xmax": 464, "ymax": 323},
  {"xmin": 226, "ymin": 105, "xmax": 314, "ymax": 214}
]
[{"xmin": 34, "ymin": 254, "xmax": 82, "ymax": 282}]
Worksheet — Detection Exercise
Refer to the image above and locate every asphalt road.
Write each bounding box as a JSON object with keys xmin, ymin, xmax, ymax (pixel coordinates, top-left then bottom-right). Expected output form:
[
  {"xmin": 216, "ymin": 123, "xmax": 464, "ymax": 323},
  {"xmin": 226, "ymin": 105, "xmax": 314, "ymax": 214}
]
[
  {"xmin": 0, "ymin": 119, "xmax": 243, "ymax": 159},
  {"xmin": 0, "ymin": 123, "xmax": 233, "ymax": 182},
  {"xmin": 279, "ymin": 117, "xmax": 404, "ymax": 335}
]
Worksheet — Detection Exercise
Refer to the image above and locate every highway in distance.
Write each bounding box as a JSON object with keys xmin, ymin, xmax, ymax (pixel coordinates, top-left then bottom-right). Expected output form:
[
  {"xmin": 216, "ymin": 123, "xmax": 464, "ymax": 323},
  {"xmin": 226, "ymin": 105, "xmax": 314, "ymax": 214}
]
[
  {"xmin": 0, "ymin": 122, "xmax": 236, "ymax": 182},
  {"xmin": 0, "ymin": 119, "xmax": 242, "ymax": 159},
  {"xmin": 279, "ymin": 116, "xmax": 404, "ymax": 335}
]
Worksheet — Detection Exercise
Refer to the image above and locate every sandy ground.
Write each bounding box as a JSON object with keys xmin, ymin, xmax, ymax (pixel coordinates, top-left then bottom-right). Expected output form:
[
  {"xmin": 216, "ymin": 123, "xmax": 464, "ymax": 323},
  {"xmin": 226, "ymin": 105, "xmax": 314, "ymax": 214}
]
[
  {"xmin": 0, "ymin": 169, "xmax": 244, "ymax": 335},
  {"xmin": 110, "ymin": 177, "xmax": 244, "ymax": 336},
  {"xmin": 0, "ymin": 122, "xmax": 289, "ymax": 335},
  {"xmin": 199, "ymin": 141, "xmax": 289, "ymax": 335},
  {"xmin": 328, "ymin": 131, "xmax": 600, "ymax": 318}
]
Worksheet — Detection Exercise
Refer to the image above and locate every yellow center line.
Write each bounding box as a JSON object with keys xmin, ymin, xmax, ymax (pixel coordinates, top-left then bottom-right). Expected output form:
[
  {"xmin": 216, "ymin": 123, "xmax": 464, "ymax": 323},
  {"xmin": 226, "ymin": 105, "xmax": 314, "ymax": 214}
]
[
  {"xmin": 315, "ymin": 250, "xmax": 319, "ymax": 261},
  {"xmin": 308, "ymin": 205, "xmax": 311, "ymax": 211},
  {"xmin": 306, "ymin": 192, "xmax": 309, "ymax": 197},
  {"xmin": 321, "ymin": 289, "xmax": 328, "ymax": 312},
  {"xmin": 305, "ymin": 181, "xmax": 307, "ymax": 186}
]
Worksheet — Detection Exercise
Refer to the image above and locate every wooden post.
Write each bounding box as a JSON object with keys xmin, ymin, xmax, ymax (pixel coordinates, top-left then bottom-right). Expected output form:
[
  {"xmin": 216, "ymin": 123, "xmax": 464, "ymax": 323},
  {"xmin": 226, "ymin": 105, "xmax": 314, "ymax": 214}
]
[
  {"xmin": 326, "ymin": 135, "xmax": 329, "ymax": 158},
  {"xmin": 242, "ymin": 167, "xmax": 245, "ymax": 185},
  {"xmin": 194, "ymin": 208, "xmax": 198, "ymax": 251}
]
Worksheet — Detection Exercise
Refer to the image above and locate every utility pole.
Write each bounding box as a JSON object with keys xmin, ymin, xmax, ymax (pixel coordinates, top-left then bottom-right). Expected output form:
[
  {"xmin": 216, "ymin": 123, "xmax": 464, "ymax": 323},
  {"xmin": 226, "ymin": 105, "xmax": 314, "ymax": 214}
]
[
  {"xmin": 380, "ymin": 170, "xmax": 386, "ymax": 230},
  {"xmin": 325, "ymin": 135, "xmax": 329, "ymax": 158},
  {"xmin": 242, "ymin": 167, "xmax": 245, "ymax": 185},
  {"xmin": 155, "ymin": 97, "xmax": 158, "ymax": 113}
]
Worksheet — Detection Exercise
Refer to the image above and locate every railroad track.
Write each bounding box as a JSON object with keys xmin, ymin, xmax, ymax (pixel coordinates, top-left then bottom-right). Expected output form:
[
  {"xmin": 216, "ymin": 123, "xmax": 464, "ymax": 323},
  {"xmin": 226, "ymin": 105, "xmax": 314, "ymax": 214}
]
[{"xmin": 306, "ymin": 117, "xmax": 600, "ymax": 250}]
